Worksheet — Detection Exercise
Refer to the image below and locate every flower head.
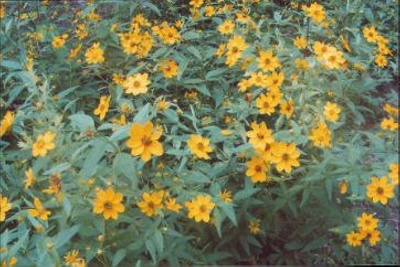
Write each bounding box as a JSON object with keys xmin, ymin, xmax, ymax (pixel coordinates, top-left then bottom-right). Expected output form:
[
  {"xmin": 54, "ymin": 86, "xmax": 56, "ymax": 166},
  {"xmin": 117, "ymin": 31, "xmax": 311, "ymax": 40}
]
[
  {"xmin": 185, "ymin": 195, "xmax": 215, "ymax": 223},
  {"xmin": 324, "ymin": 102, "xmax": 341, "ymax": 122},
  {"xmin": 248, "ymin": 220, "xmax": 260, "ymax": 234},
  {"xmin": 246, "ymin": 122, "xmax": 274, "ymax": 150},
  {"xmin": 0, "ymin": 194, "xmax": 12, "ymax": 222},
  {"xmin": 346, "ymin": 231, "xmax": 363, "ymax": 247},
  {"xmin": 126, "ymin": 122, "xmax": 164, "ymax": 162},
  {"xmin": 93, "ymin": 188, "xmax": 125, "ymax": 220},
  {"xmin": 366, "ymin": 176, "xmax": 394, "ymax": 205},
  {"xmin": 85, "ymin": 42, "xmax": 105, "ymax": 64},
  {"xmin": 271, "ymin": 142, "xmax": 300, "ymax": 173},
  {"xmin": 0, "ymin": 110, "xmax": 14, "ymax": 137},
  {"xmin": 138, "ymin": 191, "xmax": 164, "ymax": 217},
  {"xmin": 357, "ymin": 213, "xmax": 378, "ymax": 232},
  {"xmin": 28, "ymin": 197, "xmax": 51, "ymax": 220},
  {"xmin": 122, "ymin": 73, "xmax": 151, "ymax": 95},
  {"xmin": 93, "ymin": 95, "xmax": 111, "ymax": 121},
  {"xmin": 257, "ymin": 50, "xmax": 281, "ymax": 72},
  {"xmin": 187, "ymin": 134, "xmax": 213, "ymax": 159},
  {"xmin": 246, "ymin": 156, "xmax": 269, "ymax": 183},
  {"xmin": 32, "ymin": 131, "xmax": 57, "ymax": 157}
]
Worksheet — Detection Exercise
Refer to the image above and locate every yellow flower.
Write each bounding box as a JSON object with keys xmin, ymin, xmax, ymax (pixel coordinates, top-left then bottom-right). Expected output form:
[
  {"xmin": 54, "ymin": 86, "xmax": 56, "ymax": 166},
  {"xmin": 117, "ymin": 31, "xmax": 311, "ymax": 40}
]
[
  {"xmin": 164, "ymin": 197, "xmax": 182, "ymax": 213},
  {"xmin": 185, "ymin": 195, "xmax": 215, "ymax": 223},
  {"xmin": 313, "ymin": 41, "xmax": 329, "ymax": 60},
  {"xmin": 322, "ymin": 47, "xmax": 345, "ymax": 69},
  {"xmin": 294, "ymin": 36, "xmax": 308, "ymax": 49},
  {"xmin": 249, "ymin": 72, "xmax": 268, "ymax": 87},
  {"xmin": 187, "ymin": 134, "xmax": 213, "ymax": 159},
  {"xmin": 28, "ymin": 197, "xmax": 51, "ymax": 220},
  {"xmin": 93, "ymin": 95, "xmax": 111, "ymax": 121},
  {"xmin": 138, "ymin": 191, "xmax": 164, "ymax": 217},
  {"xmin": 218, "ymin": 189, "xmax": 233, "ymax": 203},
  {"xmin": 363, "ymin": 25, "xmax": 379, "ymax": 43},
  {"xmin": 68, "ymin": 44, "xmax": 82, "ymax": 60},
  {"xmin": 1, "ymin": 257, "xmax": 17, "ymax": 267},
  {"xmin": 92, "ymin": 188, "xmax": 125, "ymax": 220},
  {"xmin": 303, "ymin": 2, "xmax": 326, "ymax": 24},
  {"xmin": 323, "ymin": 102, "xmax": 341, "ymax": 122},
  {"xmin": 76, "ymin": 23, "xmax": 88, "ymax": 39},
  {"xmin": 204, "ymin": 6, "xmax": 215, "ymax": 17},
  {"xmin": 32, "ymin": 131, "xmax": 57, "ymax": 157},
  {"xmin": 218, "ymin": 20, "xmax": 235, "ymax": 35},
  {"xmin": 383, "ymin": 103, "xmax": 399, "ymax": 116},
  {"xmin": 122, "ymin": 73, "xmax": 151, "ymax": 95},
  {"xmin": 346, "ymin": 231, "xmax": 363, "ymax": 247},
  {"xmin": 257, "ymin": 50, "xmax": 281, "ymax": 72},
  {"xmin": 246, "ymin": 122, "xmax": 274, "ymax": 150},
  {"xmin": 160, "ymin": 59, "xmax": 179, "ymax": 79},
  {"xmin": 389, "ymin": 163, "xmax": 399, "ymax": 185},
  {"xmin": 85, "ymin": 42, "xmax": 105, "ymax": 64},
  {"xmin": 64, "ymin": 250, "xmax": 82, "ymax": 266},
  {"xmin": 0, "ymin": 110, "xmax": 14, "ymax": 137},
  {"xmin": 366, "ymin": 176, "xmax": 394, "ymax": 205},
  {"xmin": 367, "ymin": 229, "xmax": 381, "ymax": 246},
  {"xmin": 24, "ymin": 168, "xmax": 36, "ymax": 189},
  {"xmin": 42, "ymin": 174, "xmax": 62, "ymax": 195},
  {"xmin": 246, "ymin": 156, "xmax": 269, "ymax": 183},
  {"xmin": 295, "ymin": 58, "xmax": 309, "ymax": 70},
  {"xmin": 279, "ymin": 99, "xmax": 294, "ymax": 117},
  {"xmin": 215, "ymin": 43, "xmax": 226, "ymax": 58},
  {"xmin": 189, "ymin": 0, "xmax": 204, "ymax": 8},
  {"xmin": 271, "ymin": 142, "xmax": 300, "ymax": 173},
  {"xmin": 357, "ymin": 212, "xmax": 378, "ymax": 232},
  {"xmin": 0, "ymin": 194, "xmax": 12, "ymax": 222},
  {"xmin": 111, "ymin": 114, "xmax": 126, "ymax": 125},
  {"xmin": 339, "ymin": 179, "xmax": 348, "ymax": 194},
  {"xmin": 375, "ymin": 53, "xmax": 387, "ymax": 68},
  {"xmin": 248, "ymin": 220, "xmax": 260, "ymax": 234},
  {"xmin": 225, "ymin": 35, "xmax": 247, "ymax": 67},
  {"xmin": 266, "ymin": 71, "xmax": 285, "ymax": 91},
  {"xmin": 126, "ymin": 122, "xmax": 164, "ymax": 162},
  {"xmin": 380, "ymin": 117, "xmax": 398, "ymax": 131},
  {"xmin": 156, "ymin": 98, "xmax": 169, "ymax": 110},
  {"xmin": 52, "ymin": 34, "xmax": 68, "ymax": 49},
  {"xmin": 309, "ymin": 122, "xmax": 332, "ymax": 148},
  {"xmin": 255, "ymin": 94, "xmax": 276, "ymax": 115}
]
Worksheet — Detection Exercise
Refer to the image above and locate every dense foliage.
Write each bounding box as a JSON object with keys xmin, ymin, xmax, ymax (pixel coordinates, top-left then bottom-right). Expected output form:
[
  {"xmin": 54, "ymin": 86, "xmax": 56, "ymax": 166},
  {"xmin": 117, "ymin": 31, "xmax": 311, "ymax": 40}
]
[{"xmin": 0, "ymin": 0, "xmax": 398, "ymax": 266}]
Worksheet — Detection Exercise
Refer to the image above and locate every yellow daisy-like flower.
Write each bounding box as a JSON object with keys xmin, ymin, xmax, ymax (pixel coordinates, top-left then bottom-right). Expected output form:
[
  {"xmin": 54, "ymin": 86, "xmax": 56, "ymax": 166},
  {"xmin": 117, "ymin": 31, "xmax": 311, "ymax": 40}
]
[
  {"xmin": 218, "ymin": 20, "xmax": 235, "ymax": 35},
  {"xmin": 380, "ymin": 117, "xmax": 398, "ymax": 131},
  {"xmin": 266, "ymin": 71, "xmax": 285, "ymax": 91},
  {"xmin": 189, "ymin": 0, "xmax": 204, "ymax": 8},
  {"xmin": 185, "ymin": 195, "xmax": 215, "ymax": 223},
  {"xmin": 366, "ymin": 229, "xmax": 381, "ymax": 246},
  {"xmin": 375, "ymin": 54, "xmax": 387, "ymax": 68},
  {"xmin": 126, "ymin": 122, "xmax": 164, "ymax": 162},
  {"xmin": 217, "ymin": 189, "xmax": 233, "ymax": 203},
  {"xmin": 257, "ymin": 50, "xmax": 281, "ymax": 72},
  {"xmin": 159, "ymin": 59, "xmax": 179, "ymax": 79},
  {"xmin": 164, "ymin": 197, "xmax": 182, "ymax": 213},
  {"xmin": 138, "ymin": 191, "xmax": 164, "ymax": 217},
  {"xmin": 271, "ymin": 142, "xmax": 300, "ymax": 173},
  {"xmin": 122, "ymin": 73, "xmax": 151, "ymax": 95},
  {"xmin": 64, "ymin": 250, "xmax": 82, "ymax": 266},
  {"xmin": 52, "ymin": 34, "xmax": 68, "ymax": 49},
  {"xmin": 309, "ymin": 122, "xmax": 332, "ymax": 148},
  {"xmin": 92, "ymin": 188, "xmax": 125, "ymax": 220},
  {"xmin": 187, "ymin": 134, "xmax": 213, "ymax": 159},
  {"xmin": 0, "ymin": 194, "xmax": 12, "ymax": 222},
  {"xmin": 93, "ymin": 95, "xmax": 111, "ymax": 121},
  {"xmin": 363, "ymin": 25, "xmax": 379, "ymax": 43},
  {"xmin": 24, "ymin": 167, "xmax": 36, "ymax": 189},
  {"xmin": 248, "ymin": 220, "xmax": 260, "ymax": 234},
  {"xmin": 357, "ymin": 212, "xmax": 378, "ymax": 232},
  {"xmin": 346, "ymin": 231, "xmax": 363, "ymax": 247},
  {"xmin": 0, "ymin": 110, "xmax": 14, "ymax": 137},
  {"xmin": 246, "ymin": 121, "xmax": 274, "ymax": 150},
  {"xmin": 303, "ymin": 2, "xmax": 326, "ymax": 24},
  {"xmin": 339, "ymin": 179, "xmax": 348, "ymax": 194},
  {"xmin": 323, "ymin": 101, "xmax": 341, "ymax": 122},
  {"xmin": 255, "ymin": 93, "xmax": 276, "ymax": 115},
  {"xmin": 246, "ymin": 156, "xmax": 269, "ymax": 183},
  {"xmin": 225, "ymin": 35, "xmax": 247, "ymax": 67},
  {"xmin": 32, "ymin": 131, "xmax": 57, "ymax": 157},
  {"xmin": 85, "ymin": 42, "xmax": 105, "ymax": 64},
  {"xmin": 28, "ymin": 197, "xmax": 51, "ymax": 221},
  {"xmin": 294, "ymin": 36, "xmax": 308, "ymax": 49},
  {"xmin": 366, "ymin": 176, "xmax": 394, "ymax": 205},
  {"xmin": 388, "ymin": 163, "xmax": 399, "ymax": 185},
  {"xmin": 279, "ymin": 99, "xmax": 294, "ymax": 117}
]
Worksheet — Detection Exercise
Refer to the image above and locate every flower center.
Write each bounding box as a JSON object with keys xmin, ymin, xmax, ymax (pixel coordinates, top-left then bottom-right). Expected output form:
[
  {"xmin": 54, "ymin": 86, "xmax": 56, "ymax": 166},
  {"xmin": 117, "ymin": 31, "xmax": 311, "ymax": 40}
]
[
  {"xmin": 255, "ymin": 165, "xmax": 262, "ymax": 172},
  {"xmin": 141, "ymin": 136, "xmax": 153, "ymax": 146},
  {"xmin": 264, "ymin": 59, "xmax": 271, "ymax": 65},
  {"xmin": 197, "ymin": 142, "xmax": 205, "ymax": 150},
  {"xmin": 199, "ymin": 204, "xmax": 207, "ymax": 213},
  {"xmin": 147, "ymin": 201, "xmax": 155, "ymax": 209},
  {"xmin": 133, "ymin": 81, "xmax": 141, "ymax": 88},
  {"xmin": 282, "ymin": 154, "xmax": 289, "ymax": 161},
  {"xmin": 104, "ymin": 202, "xmax": 113, "ymax": 210},
  {"xmin": 376, "ymin": 187, "xmax": 384, "ymax": 195}
]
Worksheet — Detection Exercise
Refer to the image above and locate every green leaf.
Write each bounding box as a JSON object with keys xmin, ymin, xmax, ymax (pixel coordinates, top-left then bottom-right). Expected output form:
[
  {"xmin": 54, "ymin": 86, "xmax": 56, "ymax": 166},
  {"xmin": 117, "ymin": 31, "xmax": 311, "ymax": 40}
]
[
  {"xmin": 234, "ymin": 186, "xmax": 260, "ymax": 200},
  {"xmin": 187, "ymin": 46, "xmax": 202, "ymax": 59},
  {"xmin": 112, "ymin": 249, "xmax": 127, "ymax": 267},
  {"xmin": 206, "ymin": 69, "xmax": 226, "ymax": 81},
  {"xmin": 182, "ymin": 31, "xmax": 200, "ymax": 40},
  {"xmin": 213, "ymin": 207, "xmax": 222, "ymax": 237},
  {"xmin": 145, "ymin": 239, "xmax": 157, "ymax": 264},
  {"xmin": 43, "ymin": 163, "xmax": 71, "ymax": 175},
  {"xmin": 69, "ymin": 113, "xmax": 95, "ymax": 133},
  {"xmin": 54, "ymin": 226, "xmax": 80, "ymax": 249},
  {"xmin": 80, "ymin": 139, "xmax": 108, "ymax": 178},
  {"xmin": 301, "ymin": 236, "xmax": 327, "ymax": 252},
  {"xmin": 134, "ymin": 103, "xmax": 151, "ymax": 123},
  {"xmin": 219, "ymin": 203, "xmax": 237, "ymax": 226},
  {"xmin": 182, "ymin": 171, "xmax": 210, "ymax": 184},
  {"xmin": 142, "ymin": 1, "xmax": 161, "ymax": 16},
  {"xmin": 113, "ymin": 153, "xmax": 138, "ymax": 188}
]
